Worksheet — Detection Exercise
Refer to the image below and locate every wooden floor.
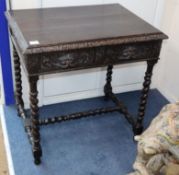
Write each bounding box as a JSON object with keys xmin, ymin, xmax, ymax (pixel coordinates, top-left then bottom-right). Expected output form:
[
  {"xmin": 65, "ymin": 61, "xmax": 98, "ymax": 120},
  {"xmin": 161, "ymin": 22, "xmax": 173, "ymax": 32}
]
[{"xmin": 0, "ymin": 120, "xmax": 9, "ymax": 175}]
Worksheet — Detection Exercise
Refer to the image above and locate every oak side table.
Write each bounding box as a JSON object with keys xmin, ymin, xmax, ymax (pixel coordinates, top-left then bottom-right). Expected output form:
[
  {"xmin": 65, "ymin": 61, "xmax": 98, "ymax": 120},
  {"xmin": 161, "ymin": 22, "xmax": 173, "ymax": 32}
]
[{"xmin": 6, "ymin": 4, "xmax": 168, "ymax": 164}]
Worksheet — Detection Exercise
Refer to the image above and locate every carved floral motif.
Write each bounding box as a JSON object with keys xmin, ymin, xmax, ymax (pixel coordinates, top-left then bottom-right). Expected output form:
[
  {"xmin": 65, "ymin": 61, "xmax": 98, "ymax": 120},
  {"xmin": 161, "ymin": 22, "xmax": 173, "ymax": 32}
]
[{"xmin": 25, "ymin": 41, "xmax": 161, "ymax": 75}]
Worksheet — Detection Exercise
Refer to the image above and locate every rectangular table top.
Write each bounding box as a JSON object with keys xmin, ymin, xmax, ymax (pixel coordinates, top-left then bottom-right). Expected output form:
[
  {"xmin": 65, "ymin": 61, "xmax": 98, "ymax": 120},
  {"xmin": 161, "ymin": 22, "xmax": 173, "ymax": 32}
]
[{"xmin": 6, "ymin": 4, "xmax": 167, "ymax": 54}]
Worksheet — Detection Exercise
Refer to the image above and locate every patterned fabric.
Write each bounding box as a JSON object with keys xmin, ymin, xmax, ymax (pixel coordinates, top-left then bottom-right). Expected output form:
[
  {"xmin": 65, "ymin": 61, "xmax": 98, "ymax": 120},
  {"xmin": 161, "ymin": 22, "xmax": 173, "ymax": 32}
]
[{"xmin": 128, "ymin": 103, "xmax": 179, "ymax": 175}]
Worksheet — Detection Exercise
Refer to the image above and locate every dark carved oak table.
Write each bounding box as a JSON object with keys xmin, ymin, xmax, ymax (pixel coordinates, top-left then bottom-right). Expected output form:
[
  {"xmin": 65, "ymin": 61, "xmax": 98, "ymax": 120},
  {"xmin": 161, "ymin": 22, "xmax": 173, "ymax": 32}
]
[{"xmin": 6, "ymin": 4, "xmax": 168, "ymax": 165}]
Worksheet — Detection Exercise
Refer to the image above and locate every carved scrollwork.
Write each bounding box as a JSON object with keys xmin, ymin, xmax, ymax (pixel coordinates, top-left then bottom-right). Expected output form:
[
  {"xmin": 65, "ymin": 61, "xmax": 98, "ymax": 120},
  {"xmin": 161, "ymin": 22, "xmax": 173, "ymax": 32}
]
[
  {"xmin": 40, "ymin": 49, "xmax": 96, "ymax": 71},
  {"xmin": 42, "ymin": 54, "xmax": 74, "ymax": 69},
  {"xmin": 106, "ymin": 41, "xmax": 161, "ymax": 62},
  {"xmin": 122, "ymin": 46, "xmax": 137, "ymax": 59},
  {"xmin": 25, "ymin": 40, "xmax": 161, "ymax": 75}
]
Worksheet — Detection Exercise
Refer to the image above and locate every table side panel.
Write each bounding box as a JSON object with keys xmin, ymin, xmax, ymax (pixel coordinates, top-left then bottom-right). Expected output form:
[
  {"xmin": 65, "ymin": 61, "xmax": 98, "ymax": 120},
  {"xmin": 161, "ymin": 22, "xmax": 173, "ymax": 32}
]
[
  {"xmin": 24, "ymin": 40, "xmax": 162, "ymax": 76},
  {"xmin": 10, "ymin": 35, "xmax": 29, "ymax": 76}
]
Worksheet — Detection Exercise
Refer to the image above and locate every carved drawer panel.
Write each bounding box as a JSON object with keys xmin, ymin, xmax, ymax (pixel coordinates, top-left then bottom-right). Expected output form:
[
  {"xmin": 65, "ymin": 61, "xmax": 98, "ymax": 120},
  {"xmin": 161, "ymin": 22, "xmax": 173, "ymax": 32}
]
[
  {"xmin": 41, "ymin": 48, "xmax": 96, "ymax": 72},
  {"xmin": 25, "ymin": 40, "xmax": 161, "ymax": 75}
]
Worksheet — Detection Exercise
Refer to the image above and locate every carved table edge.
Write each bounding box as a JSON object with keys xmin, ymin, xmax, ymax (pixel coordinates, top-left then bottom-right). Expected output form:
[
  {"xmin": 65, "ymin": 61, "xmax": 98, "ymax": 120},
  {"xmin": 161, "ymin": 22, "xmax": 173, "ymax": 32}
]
[{"xmin": 24, "ymin": 33, "xmax": 167, "ymax": 55}]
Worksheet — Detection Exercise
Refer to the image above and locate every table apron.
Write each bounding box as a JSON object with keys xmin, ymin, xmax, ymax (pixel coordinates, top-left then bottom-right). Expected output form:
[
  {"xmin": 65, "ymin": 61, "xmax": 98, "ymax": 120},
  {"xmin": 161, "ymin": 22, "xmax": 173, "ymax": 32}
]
[{"xmin": 24, "ymin": 40, "xmax": 162, "ymax": 76}]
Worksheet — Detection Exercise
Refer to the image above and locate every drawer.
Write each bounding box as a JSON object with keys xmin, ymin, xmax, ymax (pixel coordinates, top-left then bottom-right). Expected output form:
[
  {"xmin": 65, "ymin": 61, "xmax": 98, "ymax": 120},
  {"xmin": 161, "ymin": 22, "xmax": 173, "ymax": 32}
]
[{"xmin": 24, "ymin": 40, "xmax": 162, "ymax": 76}]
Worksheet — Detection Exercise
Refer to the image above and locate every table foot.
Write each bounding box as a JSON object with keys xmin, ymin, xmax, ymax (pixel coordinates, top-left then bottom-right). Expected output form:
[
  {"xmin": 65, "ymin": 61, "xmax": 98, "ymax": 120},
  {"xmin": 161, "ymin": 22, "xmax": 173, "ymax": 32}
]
[
  {"xmin": 133, "ymin": 125, "xmax": 144, "ymax": 136},
  {"xmin": 33, "ymin": 150, "xmax": 42, "ymax": 165},
  {"xmin": 34, "ymin": 159, "xmax": 41, "ymax": 165}
]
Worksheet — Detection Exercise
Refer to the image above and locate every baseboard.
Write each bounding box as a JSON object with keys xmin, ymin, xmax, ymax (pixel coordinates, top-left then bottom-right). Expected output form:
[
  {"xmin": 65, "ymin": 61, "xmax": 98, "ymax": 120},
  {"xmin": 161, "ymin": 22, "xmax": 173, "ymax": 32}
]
[
  {"xmin": 157, "ymin": 88, "xmax": 177, "ymax": 103},
  {"xmin": 42, "ymin": 83, "xmax": 143, "ymax": 105},
  {"xmin": 24, "ymin": 83, "xmax": 143, "ymax": 109}
]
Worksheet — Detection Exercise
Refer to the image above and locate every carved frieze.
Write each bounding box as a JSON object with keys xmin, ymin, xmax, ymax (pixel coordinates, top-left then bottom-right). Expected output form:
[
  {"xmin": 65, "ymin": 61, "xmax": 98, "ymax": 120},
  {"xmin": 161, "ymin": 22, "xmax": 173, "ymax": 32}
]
[{"xmin": 24, "ymin": 40, "xmax": 161, "ymax": 75}]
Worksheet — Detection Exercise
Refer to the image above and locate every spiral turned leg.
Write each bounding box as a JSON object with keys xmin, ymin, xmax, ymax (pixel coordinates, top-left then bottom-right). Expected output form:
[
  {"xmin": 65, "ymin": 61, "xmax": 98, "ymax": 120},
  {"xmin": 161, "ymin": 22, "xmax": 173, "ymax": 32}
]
[
  {"xmin": 134, "ymin": 60, "xmax": 158, "ymax": 135},
  {"xmin": 13, "ymin": 46, "xmax": 24, "ymax": 117},
  {"xmin": 29, "ymin": 76, "xmax": 42, "ymax": 165},
  {"xmin": 104, "ymin": 65, "xmax": 113, "ymax": 99}
]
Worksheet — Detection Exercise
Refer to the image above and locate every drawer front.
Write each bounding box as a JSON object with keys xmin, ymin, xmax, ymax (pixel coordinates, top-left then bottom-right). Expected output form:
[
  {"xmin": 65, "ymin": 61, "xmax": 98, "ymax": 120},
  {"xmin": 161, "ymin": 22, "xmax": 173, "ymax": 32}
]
[{"xmin": 25, "ymin": 40, "xmax": 162, "ymax": 75}]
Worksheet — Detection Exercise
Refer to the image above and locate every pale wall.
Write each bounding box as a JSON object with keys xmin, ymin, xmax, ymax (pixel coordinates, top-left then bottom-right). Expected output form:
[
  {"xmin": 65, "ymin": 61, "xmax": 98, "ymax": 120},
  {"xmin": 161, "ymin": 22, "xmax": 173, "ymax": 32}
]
[{"xmin": 155, "ymin": 0, "xmax": 179, "ymax": 102}]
